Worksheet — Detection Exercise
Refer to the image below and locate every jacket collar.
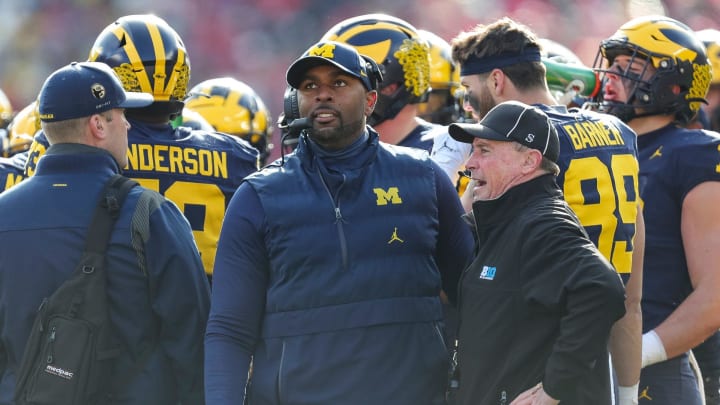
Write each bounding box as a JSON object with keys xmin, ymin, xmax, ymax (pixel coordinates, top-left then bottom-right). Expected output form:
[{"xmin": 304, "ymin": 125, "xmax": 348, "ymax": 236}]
[
  {"xmin": 293, "ymin": 126, "xmax": 380, "ymax": 172},
  {"xmin": 471, "ymin": 173, "xmax": 561, "ymax": 228},
  {"xmin": 35, "ymin": 143, "xmax": 121, "ymax": 176}
]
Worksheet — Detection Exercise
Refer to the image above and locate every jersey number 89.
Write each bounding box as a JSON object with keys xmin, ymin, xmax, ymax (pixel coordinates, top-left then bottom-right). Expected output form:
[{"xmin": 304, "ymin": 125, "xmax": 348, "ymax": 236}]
[{"xmin": 563, "ymin": 154, "xmax": 639, "ymax": 274}]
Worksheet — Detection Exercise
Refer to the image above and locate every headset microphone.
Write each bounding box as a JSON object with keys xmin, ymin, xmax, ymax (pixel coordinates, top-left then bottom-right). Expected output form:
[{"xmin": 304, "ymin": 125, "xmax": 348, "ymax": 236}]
[
  {"xmin": 280, "ymin": 117, "xmax": 311, "ymax": 154},
  {"xmin": 288, "ymin": 117, "xmax": 312, "ymax": 130}
]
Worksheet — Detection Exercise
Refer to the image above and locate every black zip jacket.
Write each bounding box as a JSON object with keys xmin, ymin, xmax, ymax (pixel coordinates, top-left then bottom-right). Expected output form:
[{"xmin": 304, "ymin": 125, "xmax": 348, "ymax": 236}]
[{"xmin": 457, "ymin": 174, "xmax": 626, "ymax": 405}]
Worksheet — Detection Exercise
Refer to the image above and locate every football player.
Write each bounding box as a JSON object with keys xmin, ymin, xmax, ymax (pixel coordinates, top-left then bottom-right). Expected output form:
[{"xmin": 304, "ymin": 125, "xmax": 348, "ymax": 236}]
[{"xmin": 594, "ymin": 15, "xmax": 720, "ymax": 404}]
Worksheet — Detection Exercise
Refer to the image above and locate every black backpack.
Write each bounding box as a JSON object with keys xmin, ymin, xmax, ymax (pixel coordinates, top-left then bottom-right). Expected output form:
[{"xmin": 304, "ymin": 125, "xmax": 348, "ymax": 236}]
[{"xmin": 14, "ymin": 175, "xmax": 138, "ymax": 405}]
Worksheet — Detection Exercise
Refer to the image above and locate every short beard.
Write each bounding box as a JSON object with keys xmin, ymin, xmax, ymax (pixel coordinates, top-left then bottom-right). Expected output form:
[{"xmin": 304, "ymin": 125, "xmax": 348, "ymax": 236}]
[
  {"xmin": 467, "ymin": 87, "xmax": 496, "ymax": 120},
  {"xmin": 307, "ymin": 117, "xmax": 366, "ymax": 149}
]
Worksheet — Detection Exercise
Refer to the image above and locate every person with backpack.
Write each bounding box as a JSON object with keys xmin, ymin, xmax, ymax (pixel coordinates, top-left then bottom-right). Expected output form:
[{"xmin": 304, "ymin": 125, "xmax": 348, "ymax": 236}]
[{"xmin": 0, "ymin": 61, "xmax": 210, "ymax": 404}]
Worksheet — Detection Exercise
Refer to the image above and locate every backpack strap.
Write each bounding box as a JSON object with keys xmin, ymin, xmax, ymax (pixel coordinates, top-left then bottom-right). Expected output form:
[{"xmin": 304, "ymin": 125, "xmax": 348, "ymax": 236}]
[
  {"xmin": 85, "ymin": 174, "xmax": 138, "ymax": 255},
  {"xmin": 90, "ymin": 176, "xmax": 160, "ymax": 400},
  {"xmin": 86, "ymin": 175, "xmax": 160, "ymax": 400},
  {"xmin": 69, "ymin": 174, "xmax": 137, "ymax": 281},
  {"xmin": 108, "ymin": 183, "xmax": 162, "ymax": 397}
]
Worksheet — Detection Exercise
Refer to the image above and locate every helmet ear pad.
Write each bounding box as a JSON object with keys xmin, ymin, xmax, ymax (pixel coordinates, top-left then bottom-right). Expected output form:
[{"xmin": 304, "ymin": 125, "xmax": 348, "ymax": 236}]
[
  {"xmin": 647, "ymin": 59, "xmax": 701, "ymax": 121},
  {"xmin": 651, "ymin": 74, "xmax": 682, "ymax": 107}
]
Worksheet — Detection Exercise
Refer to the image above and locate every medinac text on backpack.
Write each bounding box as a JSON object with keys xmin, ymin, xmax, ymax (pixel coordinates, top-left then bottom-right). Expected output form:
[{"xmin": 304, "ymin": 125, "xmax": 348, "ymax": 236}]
[{"xmin": 14, "ymin": 175, "xmax": 137, "ymax": 405}]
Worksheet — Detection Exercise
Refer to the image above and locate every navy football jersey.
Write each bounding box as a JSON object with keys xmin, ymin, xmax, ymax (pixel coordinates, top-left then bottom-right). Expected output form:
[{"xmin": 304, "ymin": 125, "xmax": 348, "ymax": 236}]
[
  {"xmin": 24, "ymin": 121, "xmax": 259, "ymax": 275},
  {"xmin": 541, "ymin": 105, "xmax": 640, "ymax": 277},
  {"xmin": 637, "ymin": 125, "xmax": 720, "ymax": 332},
  {"xmin": 0, "ymin": 151, "xmax": 27, "ymax": 192}
]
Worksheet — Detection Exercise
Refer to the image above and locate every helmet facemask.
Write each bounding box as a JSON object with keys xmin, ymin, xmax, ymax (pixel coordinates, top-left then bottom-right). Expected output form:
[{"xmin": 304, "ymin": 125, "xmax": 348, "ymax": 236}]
[{"xmin": 592, "ymin": 45, "xmax": 653, "ymax": 122}]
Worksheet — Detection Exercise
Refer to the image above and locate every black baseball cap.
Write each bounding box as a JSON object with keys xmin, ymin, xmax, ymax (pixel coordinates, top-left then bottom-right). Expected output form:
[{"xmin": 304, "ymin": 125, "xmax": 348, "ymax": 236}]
[
  {"xmin": 449, "ymin": 100, "xmax": 559, "ymax": 162},
  {"xmin": 38, "ymin": 61, "xmax": 154, "ymax": 122},
  {"xmin": 286, "ymin": 41, "xmax": 375, "ymax": 91}
]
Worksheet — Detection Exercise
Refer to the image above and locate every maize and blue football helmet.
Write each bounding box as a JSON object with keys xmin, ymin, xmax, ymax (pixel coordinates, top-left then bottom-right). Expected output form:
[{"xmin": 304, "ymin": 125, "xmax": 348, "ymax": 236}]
[
  {"xmin": 88, "ymin": 14, "xmax": 190, "ymax": 119},
  {"xmin": 185, "ymin": 77, "xmax": 272, "ymax": 165},
  {"xmin": 593, "ymin": 15, "xmax": 711, "ymax": 124}
]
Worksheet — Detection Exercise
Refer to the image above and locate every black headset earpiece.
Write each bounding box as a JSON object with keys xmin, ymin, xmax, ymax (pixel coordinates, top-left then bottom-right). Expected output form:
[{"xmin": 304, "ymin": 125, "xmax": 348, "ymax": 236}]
[
  {"xmin": 283, "ymin": 86, "xmax": 300, "ymax": 122},
  {"xmin": 277, "ymin": 86, "xmax": 308, "ymax": 163},
  {"xmin": 361, "ymin": 56, "xmax": 383, "ymax": 91}
]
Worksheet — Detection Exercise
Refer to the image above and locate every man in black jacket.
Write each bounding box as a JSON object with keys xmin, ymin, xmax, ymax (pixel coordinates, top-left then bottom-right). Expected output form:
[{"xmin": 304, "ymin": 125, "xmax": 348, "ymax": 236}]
[{"xmin": 449, "ymin": 100, "xmax": 626, "ymax": 405}]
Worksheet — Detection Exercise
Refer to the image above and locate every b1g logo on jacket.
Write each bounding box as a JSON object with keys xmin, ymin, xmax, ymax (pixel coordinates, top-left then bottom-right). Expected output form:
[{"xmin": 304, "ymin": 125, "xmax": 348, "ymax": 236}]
[
  {"xmin": 479, "ymin": 265, "xmax": 497, "ymax": 280},
  {"xmin": 373, "ymin": 187, "xmax": 403, "ymax": 205}
]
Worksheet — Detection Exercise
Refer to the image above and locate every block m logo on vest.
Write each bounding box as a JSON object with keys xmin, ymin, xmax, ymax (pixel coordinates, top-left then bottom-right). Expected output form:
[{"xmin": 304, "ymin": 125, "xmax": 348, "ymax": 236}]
[{"xmin": 373, "ymin": 187, "xmax": 403, "ymax": 205}]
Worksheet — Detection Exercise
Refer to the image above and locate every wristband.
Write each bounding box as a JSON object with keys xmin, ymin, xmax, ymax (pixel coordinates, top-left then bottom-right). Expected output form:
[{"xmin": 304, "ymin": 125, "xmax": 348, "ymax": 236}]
[
  {"xmin": 617, "ymin": 383, "xmax": 639, "ymax": 405},
  {"xmin": 642, "ymin": 330, "xmax": 667, "ymax": 368}
]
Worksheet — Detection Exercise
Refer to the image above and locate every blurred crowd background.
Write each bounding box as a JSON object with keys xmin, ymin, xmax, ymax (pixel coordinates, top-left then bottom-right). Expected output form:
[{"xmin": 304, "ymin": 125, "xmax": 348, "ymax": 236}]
[{"xmin": 1, "ymin": 0, "xmax": 718, "ymax": 161}]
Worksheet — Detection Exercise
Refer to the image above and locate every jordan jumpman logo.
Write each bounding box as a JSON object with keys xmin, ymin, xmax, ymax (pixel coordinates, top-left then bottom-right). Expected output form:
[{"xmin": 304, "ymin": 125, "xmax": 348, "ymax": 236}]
[{"xmin": 388, "ymin": 227, "xmax": 404, "ymax": 244}]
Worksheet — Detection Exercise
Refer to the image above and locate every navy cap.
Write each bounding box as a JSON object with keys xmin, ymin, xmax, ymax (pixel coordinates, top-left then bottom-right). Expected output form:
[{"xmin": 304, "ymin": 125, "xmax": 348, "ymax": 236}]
[
  {"xmin": 449, "ymin": 101, "xmax": 560, "ymax": 162},
  {"xmin": 38, "ymin": 61, "xmax": 154, "ymax": 122},
  {"xmin": 286, "ymin": 41, "xmax": 375, "ymax": 91}
]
